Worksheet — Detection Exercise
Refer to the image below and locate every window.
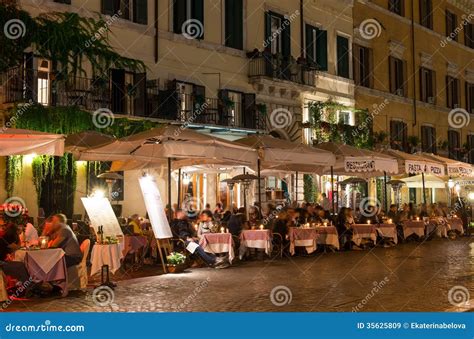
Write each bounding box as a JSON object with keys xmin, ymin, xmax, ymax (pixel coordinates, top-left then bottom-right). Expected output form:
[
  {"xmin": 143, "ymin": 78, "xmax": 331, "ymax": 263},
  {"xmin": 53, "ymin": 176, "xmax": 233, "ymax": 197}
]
[
  {"xmin": 173, "ymin": 0, "xmax": 204, "ymax": 39},
  {"xmin": 388, "ymin": 0, "xmax": 404, "ymax": 16},
  {"xmin": 445, "ymin": 10, "xmax": 458, "ymax": 41},
  {"xmin": 37, "ymin": 59, "xmax": 51, "ymax": 105},
  {"xmin": 448, "ymin": 130, "xmax": 460, "ymax": 160},
  {"xmin": 446, "ymin": 76, "xmax": 460, "ymax": 108},
  {"xmin": 101, "ymin": 0, "xmax": 147, "ymax": 24},
  {"xmin": 421, "ymin": 126, "xmax": 436, "ymax": 153},
  {"xmin": 466, "ymin": 82, "xmax": 474, "ymax": 114},
  {"xmin": 389, "ymin": 56, "xmax": 407, "ymax": 96},
  {"xmin": 224, "ymin": 0, "xmax": 243, "ymax": 50},
  {"xmin": 337, "ymin": 35, "xmax": 350, "ymax": 79},
  {"xmin": 465, "ymin": 22, "xmax": 474, "ymax": 48},
  {"xmin": 54, "ymin": 0, "xmax": 71, "ymax": 4},
  {"xmin": 338, "ymin": 111, "xmax": 351, "ymax": 125},
  {"xmin": 265, "ymin": 12, "xmax": 290, "ymax": 56},
  {"xmin": 420, "ymin": 67, "xmax": 436, "ymax": 104},
  {"xmin": 420, "ymin": 0, "xmax": 433, "ymax": 29},
  {"xmin": 353, "ymin": 44, "xmax": 373, "ymax": 88},
  {"xmin": 390, "ymin": 120, "xmax": 408, "ymax": 151},
  {"xmin": 305, "ymin": 24, "xmax": 328, "ymax": 71}
]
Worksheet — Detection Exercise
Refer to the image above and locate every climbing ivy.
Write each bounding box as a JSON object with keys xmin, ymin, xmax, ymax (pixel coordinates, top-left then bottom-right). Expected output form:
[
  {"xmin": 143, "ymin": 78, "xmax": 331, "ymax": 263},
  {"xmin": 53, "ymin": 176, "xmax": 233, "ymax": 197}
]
[{"xmin": 5, "ymin": 155, "xmax": 22, "ymax": 197}]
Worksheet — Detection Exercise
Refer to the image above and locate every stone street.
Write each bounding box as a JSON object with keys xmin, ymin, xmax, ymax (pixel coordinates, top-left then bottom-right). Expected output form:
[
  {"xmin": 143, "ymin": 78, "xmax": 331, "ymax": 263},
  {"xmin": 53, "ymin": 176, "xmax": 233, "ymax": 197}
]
[{"xmin": 4, "ymin": 238, "xmax": 473, "ymax": 312}]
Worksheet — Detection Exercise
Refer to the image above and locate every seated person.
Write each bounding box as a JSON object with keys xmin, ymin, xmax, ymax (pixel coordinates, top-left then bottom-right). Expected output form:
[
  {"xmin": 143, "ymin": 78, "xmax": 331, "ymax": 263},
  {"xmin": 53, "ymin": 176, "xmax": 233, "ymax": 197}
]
[
  {"xmin": 0, "ymin": 223, "xmax": 30, "ymax": 285},
  {"xmin": 48, "ymin": 214, "xmax": 82, "ymax": 267},
  {"xmin": 227, "ymin": 208, "xmax": 246, "ymax": 237},
  {"xmin": 170, "ymin": 209, "xmax": 195, "ymax": 241},
  {"xmin": 128, "ymin": 214, "xmax": 143, "ymax": 235},
  {"xmin": 19, "ymin": 218, "xmax": 39, "ymax": 246},
  {"xmin": 197, "ymin": 210, "xmax": 214, "ymax": 239},
  {"xmin": 387, "ymin": 204, "xmax": 400, "ymax": 224}
]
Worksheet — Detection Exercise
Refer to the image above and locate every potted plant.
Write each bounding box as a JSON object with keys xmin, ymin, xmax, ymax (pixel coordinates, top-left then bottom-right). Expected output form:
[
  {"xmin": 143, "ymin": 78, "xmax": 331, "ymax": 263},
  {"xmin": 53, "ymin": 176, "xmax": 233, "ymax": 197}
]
[
  {"xmin": 407, "ymin": 135, "xmax": 420, "ymax": 154},
  {"xmin": 166, "ymin": 252, "xmax": 186, "ymax": 273},
  {"xmin": 256, "ymin": 103, "xmax": 267, "ymax": 115},
  {"xmin": 437, "ymin": 140, "xmax": 449, "ymax": 156}
]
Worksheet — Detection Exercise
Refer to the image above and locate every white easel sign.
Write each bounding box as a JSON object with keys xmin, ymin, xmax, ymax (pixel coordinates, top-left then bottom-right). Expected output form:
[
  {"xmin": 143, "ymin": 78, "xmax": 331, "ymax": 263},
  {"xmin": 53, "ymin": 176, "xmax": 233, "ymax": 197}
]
[
  {"xmin": 81, "ymin": 197, "xmax": 123, "ymax": 236},
  {"xmin": 139, "ymin": 175, "xmax": 173, "ymax": 239}
]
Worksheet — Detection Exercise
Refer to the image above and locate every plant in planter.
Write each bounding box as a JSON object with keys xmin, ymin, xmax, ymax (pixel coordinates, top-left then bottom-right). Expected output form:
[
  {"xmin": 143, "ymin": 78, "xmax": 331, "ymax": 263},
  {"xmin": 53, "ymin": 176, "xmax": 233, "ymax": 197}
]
[
  {"xmin": 256, "ymin": 103, "xmax": 267, "ymax": 115},
  {"xmin": 221, "ymin": 96, "xmax": 235, "ymax": 108},
  {"xmin": 166, "ymin": 252, "xmax": 187, "ymax": 273},
  {"xmin": 407, "ymin": 135, "xmax": 420, "ymax": 154},
  {"xmin": 437, "ymin": 140, "xmax": 449, "ymax": 156}
]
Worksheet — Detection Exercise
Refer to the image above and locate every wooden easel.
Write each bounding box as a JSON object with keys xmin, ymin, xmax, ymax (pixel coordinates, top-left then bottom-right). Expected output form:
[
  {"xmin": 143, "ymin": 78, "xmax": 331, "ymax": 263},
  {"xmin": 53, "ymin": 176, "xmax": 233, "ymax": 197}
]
[{"xmin": 156, "ymin": 238, "xmax": 172, "ymax": 274}]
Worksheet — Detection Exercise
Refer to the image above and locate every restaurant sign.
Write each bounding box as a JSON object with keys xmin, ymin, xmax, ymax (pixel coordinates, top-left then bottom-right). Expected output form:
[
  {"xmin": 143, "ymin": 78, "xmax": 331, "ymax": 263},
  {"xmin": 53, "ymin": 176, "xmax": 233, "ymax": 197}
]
[
  {"xmin": 345, "ymin": 160, "xmax": 375, "ymax": 172},
  {"xmin": 81, "ymin": 197, "xmax": 123, "ymax": 237},
  {"xmin": 405, "ymin": 161, "xmax": 445, "ymax": 176},
  {"xmin": 447, "ymin": 166, "xmax": 473, "ymax": 177},
  {"xmin": 139, "ymin": 175, "xmax": 173, "ymax": 239}
]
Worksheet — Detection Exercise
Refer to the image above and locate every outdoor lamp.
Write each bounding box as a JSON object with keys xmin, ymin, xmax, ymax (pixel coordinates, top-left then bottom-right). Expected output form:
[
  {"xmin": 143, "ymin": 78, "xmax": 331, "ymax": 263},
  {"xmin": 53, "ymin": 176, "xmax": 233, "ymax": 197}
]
[
  {"xmin": 468, "ymin": 192, "xmax": 474, "ymax": 201},
  {"xmin": 92, "ymin": 189, "xmax": 105, "ymax": 198},
  {"xmin": 455, "ymin": 184, "xmax": 461, "ymax": 194},
  {"xmin": 448, "ymin": 179, "xmax": 455, "ymax": 189},
  {"xmin": 182, "ymin": 173, "xmax": 190, "ymax": 185}
]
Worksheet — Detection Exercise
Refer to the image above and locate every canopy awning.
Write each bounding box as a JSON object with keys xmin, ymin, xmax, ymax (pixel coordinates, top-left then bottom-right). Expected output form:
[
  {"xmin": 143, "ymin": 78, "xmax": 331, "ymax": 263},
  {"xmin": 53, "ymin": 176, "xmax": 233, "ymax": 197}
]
[
  {"xmin": 381, "ymin": 149, "xmax": 445, "ymax": 176},
  {"xmin": 401, "ymin": 174, "xmax": 446, "ymax": 188},
  {"xmin": 316, "ymin": 142, "xmax": 398, "ymax": 177},
  {"xmin": 235, "ymin": 135, "xmax": 335, "ymax": 173},
  {"xmin": 418, "ymin": 153, "xmax": 473, "ymax": 177},
  {"xmin": 65, "ymin": 131, "xmax": 115, "ymax": 153},
  {"xmin": 74, "ymin": 125, "xmax": 258, "ymax": 168},
  {"xmin": 0, "ymin": 128, "xmax": 64, "ymax": 156}
]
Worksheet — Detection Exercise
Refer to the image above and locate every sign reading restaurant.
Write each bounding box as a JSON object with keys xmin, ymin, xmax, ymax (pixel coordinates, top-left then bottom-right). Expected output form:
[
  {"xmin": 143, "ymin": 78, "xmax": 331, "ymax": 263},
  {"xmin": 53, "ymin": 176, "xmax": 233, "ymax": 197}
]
[{"xmin": 345, "ymin": 160, "xmax": 376, "ymax": 172}]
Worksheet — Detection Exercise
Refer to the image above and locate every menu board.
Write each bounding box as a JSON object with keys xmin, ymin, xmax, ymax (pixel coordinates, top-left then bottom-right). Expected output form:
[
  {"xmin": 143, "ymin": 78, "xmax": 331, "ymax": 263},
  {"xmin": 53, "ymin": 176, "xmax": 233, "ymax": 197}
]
[
  {"xmin": 139, "ymin": 176, "xmax": 173, "ymax": 239},
  {"xmin": 81, "ymin": 197, "xmax": 123, "ymax": 237}
]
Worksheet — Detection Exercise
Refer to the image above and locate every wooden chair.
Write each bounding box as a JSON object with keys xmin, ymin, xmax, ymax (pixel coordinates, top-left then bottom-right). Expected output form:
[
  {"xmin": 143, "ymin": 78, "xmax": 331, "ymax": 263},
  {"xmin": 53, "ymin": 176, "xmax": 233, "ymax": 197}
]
[
  {"xmin": 0, "ymin": 268, "xmax": 7, "ymax": 302},
  {"xmin": 272, "ymin": 233, "xmax": 284, "ymax": 258},
  {"xmin": 67, "ymin": 239, "xmax": 91, "ymax": 291}
]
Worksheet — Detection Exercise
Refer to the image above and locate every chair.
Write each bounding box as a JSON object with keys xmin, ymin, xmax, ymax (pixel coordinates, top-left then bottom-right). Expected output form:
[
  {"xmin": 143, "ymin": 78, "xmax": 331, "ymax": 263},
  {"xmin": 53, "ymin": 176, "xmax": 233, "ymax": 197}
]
[
  {"xmin": 67, "ymin": 239, "xmax": 91, "ymax": 291},
  {"xmin": 272, "ymin": 233, "xmax": 284, "ymax": 258},
  {"xmin": 0, "ymin": 269, "xmax": 7, "ymax": 302}
]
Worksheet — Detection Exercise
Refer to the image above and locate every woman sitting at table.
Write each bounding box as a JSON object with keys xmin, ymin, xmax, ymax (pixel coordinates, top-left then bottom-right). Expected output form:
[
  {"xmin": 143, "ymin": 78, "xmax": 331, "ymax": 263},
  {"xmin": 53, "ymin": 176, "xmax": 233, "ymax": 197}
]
[
  {"xmin": 19, "ymin": 218, "xmax": 39, "ymax": 247},
  {"xmin": 0, "ymin": 223, "xmax": 31, "ymax": 289},
  {"xmin": 128, "ymin": 214, "xmax": 143, "ymax": 236}
]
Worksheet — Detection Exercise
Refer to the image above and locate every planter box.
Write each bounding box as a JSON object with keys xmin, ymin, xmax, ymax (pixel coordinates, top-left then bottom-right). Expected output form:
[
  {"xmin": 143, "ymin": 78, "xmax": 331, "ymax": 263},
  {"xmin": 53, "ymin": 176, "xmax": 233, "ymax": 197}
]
[{"xmin": 167, "ymin": 264, "xmax": 186, "ymax": 273}]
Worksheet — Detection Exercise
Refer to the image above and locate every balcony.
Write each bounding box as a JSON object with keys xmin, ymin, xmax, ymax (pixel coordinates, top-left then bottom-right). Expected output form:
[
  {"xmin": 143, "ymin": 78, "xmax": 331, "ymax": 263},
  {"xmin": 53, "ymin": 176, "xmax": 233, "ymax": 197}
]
[
  {"xmin": 1, "ymin": 67, "xmax": 266, "ymax": 131},
  {"xmin": 248, "ymin": 52, "xmax": 316, "ymax": 86}
]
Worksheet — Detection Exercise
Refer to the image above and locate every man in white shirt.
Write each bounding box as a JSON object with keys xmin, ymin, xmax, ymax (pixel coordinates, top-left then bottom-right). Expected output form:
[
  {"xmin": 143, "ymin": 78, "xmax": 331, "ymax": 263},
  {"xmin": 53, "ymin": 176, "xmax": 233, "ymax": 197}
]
[{"xmin": 320, "ymin": 193, "xmax": 331, "ymax": 212}]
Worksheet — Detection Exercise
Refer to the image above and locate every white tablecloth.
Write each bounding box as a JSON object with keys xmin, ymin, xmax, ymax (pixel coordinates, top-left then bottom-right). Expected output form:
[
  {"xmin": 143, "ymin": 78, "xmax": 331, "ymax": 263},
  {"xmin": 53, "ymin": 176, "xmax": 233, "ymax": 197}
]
[
  {"xmin": 289, "ymin": 228, "xmax": 318, "ymax": 255},
  {"xmin": 402, "ymin": 220, "xmax": 425, "ymax": 238},
  {"xmin": 90, "ymin": 242, "xmax": 124, "ymax": 277},
  {"xmin": 376, "ymin": 224, "xmax": 398, "ymax": 244},
  {"xmin": 351, "ymin": 225, "xmax": 377, "ymax": 246},
  {"xmin": 448, "ymin": 218, "xmax": 464, "ymax": 234},
  {"xmin": 314, "ymin": 226, "xmax": 340, "ymax": 250},
  {"xmin": 426, "ymin": 219, "xmax": 448, "ymax": 238},
  {"xmin": 239, "ymin": 230, "xmax": 272, "ymax": 259},
  {"xmin": 14, "ymin": 248, "xmax": 64, "ymax": 274},
  {"xmin": 199, "ymin": 233, "xmax": 235, "ymax": 263}
]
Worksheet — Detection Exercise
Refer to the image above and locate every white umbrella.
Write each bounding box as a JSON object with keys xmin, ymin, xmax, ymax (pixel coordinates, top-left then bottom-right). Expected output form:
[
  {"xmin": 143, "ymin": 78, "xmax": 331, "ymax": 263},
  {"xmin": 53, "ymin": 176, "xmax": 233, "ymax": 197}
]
[
  {"xmin": 401, "ymin": 174, "xmax": 446, "ymax": 189},
  {"xmin": 418, "ymin": 153, "xmax": 473, "ymax": 177},
  {"xmin": 0, "ymin": 128, "xmax": 64, "ymax": 156}
]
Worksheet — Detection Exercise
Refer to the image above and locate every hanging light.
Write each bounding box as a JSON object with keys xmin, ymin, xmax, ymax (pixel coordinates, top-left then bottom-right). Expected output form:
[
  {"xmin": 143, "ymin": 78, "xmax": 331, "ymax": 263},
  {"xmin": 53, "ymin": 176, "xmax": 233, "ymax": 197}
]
[
  {"xmin": 448, "ymin": 179, "xmax": 455, "ymax": 189},
  {"xmin": 182, "ymin": 173, "xmax": 190, "ymax": 185},
  {"xmin": 454, "ymin": 184, "xmax": 461, "ymax": 193},
  {"xmin": 468, "ymin": 192, "xmax": 474, "ymax": 201}
]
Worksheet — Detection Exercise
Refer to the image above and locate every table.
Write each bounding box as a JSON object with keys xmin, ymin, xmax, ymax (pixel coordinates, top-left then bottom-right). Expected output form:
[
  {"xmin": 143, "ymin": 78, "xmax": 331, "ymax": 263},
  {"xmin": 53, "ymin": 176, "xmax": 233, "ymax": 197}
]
[
  {"xmin": 351, "ymin": 224, "xmax": 377, "ymax": 246},
  {"xmin": 402, "ymin": 220, "xmax": 425, "ymax": 238},
  {"xmin": 14, "ymin": 248, "xmax": 68, "ymax": 296},
  {"xmin": 376, "ymin": 223, "xmax": 398, "ymax": 244},
  {"xmin": 90, "ymin": 242, "xmax": 125, "ymax": 277},
  {"xmin": 239, "ymin": 229, "xmax": 272, "ymax": 259},
  {"xmin": 199, "ymin": 233, "xmax": 235, "ymax": 263},
  {"xmin": 448, "ymin": 218, "xmax": 464, "ymax": 234},
  {"xmin": 123, "ymin": 235, "xmax": 148, "ymax": 257},
  {"xmin": 314, "ymin": 226, "xmax": 340, "ymax": 250},
  {"xmin": 289, "ymin": 227, "xmax": 318, "ymax": 255},
  {"xmin": 426, "ymin": 219, "xmax": 448, "ymax": 238}
]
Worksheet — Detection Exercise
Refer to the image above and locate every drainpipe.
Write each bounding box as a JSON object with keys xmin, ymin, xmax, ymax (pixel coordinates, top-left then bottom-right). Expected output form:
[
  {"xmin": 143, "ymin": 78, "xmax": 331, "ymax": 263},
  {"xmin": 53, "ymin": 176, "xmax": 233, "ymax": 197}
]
[
  {"xmin": 154, "ymin": 0, "xmax": 159, "ymax": 63},
  {"xmin": 300, "ymin": 0, "xmax": 304, "ymax": 59},
  {"xmin": 410, "ymin": 0, "xmax": 417, "ymax": 127}
]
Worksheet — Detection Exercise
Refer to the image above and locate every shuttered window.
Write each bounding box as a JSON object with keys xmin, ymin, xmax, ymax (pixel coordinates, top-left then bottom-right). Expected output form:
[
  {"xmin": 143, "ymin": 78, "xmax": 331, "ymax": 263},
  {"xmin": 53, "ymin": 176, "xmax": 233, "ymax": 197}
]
[
  {"xmin": 305, "ymin": 24, "xmax": 327, "ymax": 71},
  {"xmin": 389, "ymin": 56, "xmax": 407, "ymax": 96},
  {"xmin": 421, "ymin": 126, "xmax": 436, "ymax": 153},
  {"xmin": 446, "ymin": 10, "xmax": 457, "ymax": 41},
  {"xmin": 420, "ymin": 67, "xmax": 436, "ymax": 103},
  {"xmin": 420, "ymin": 0, "xmax": 433, "ymax": 29},
  {"xmin": 466, "ymin": 82, "xmax": 474, "ymax": 114},
  {"xmin": 388, "ymin": 0, "xmax": 404, "ymax": 16},
  {"xmin": 468, "ymin": 135, "xmax": 474, "ymax": 164},
  {"xmin": 265, "ymin": 11, "xmax": 290, "ymax": 56},
  {"xmin": 446, "ymin": 76, "xmax": 460, "ymax": 108},
  {"xmin": 337, "ymin": 36, "xmax": 350, "ymax": 79},
  {"xmin": 173, "ymin": 0, "xmax": 204, "ymax": 39},
  {"xmin": 224, "ymin": 0, "xmax": 243, "ymax": 50},
  {"xmin": 390, "ymin": 120, "xmax": 408, "ymax": 151},
  {"xmin": 353, "ymin": 44, "xmax": 373, "ymax": 88},
  {"xmin": 101, "ymin": 0, "xmax": 146, "ymax": 24},
  {"xmin": 465, "ymin": 23, "xmax": 474, "ymax": 48},
  {"xmin": 54, "ymin": 0, "xmax": 71, "ymax": 4},
  {"xmin": 448, "ymin": 130, "xmax": 460, "ymax": 160},
  {"xmin": 133, "ymin": 0, "xmax": 148, "ymax": 25}
]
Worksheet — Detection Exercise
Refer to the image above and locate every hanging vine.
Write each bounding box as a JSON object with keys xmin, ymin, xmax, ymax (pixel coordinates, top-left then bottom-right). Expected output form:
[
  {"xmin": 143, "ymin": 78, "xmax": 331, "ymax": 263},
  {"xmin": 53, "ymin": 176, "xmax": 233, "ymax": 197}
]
[{"xmin": 5, "ymin": 156, "xmax": 22, "ymax": 197}]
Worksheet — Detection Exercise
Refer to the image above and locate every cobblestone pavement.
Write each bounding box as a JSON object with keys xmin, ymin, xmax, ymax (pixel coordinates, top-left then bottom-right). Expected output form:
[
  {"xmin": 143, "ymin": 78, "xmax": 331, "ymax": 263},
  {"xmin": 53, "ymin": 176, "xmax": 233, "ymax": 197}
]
[{"xmin": 3, "ymin": 238, "xmax": 473, "ymax": 312}]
